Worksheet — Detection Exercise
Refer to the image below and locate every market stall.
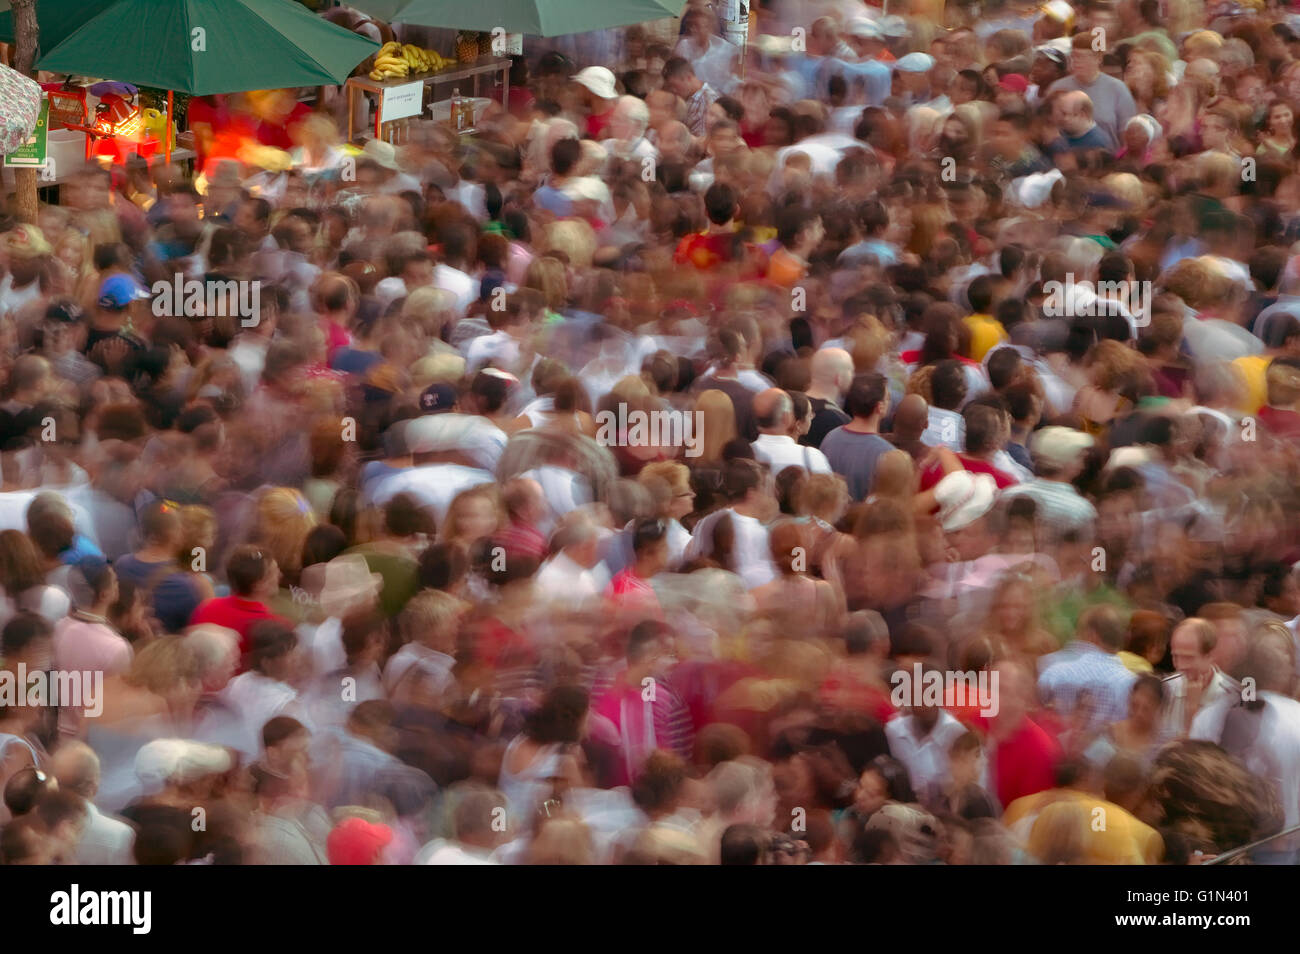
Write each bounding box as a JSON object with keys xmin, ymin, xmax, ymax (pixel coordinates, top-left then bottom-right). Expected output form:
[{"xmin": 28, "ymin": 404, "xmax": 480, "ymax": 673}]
[
  {"xmin": 1, "ymin": 0, "xmax": 377, "ymax": 178},
  {"xmin": 344, "ymin": 51, "xmax": 510, "ymax": 142}
]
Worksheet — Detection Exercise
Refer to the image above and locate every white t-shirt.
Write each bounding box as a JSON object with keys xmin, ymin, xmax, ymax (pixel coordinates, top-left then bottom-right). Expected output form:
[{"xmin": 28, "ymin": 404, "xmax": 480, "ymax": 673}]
[
  {"xmin": 435, "ymin": 264, "xmax": 480, "ymax": 317},
  {"xmin": 751, "ymin": 433, "xmax": 832, "ymax": 475},
  {"xmin": 367, "ymin": 464, "xmax": 495, "ymax": 526}
]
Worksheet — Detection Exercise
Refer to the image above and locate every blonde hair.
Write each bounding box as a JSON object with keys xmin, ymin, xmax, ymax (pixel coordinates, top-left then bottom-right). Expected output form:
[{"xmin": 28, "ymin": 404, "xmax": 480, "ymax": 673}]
[
  {"xmin": 400, "ymin": 589, "xmax": 469, "ymax": 643},
  {"xmin": 252, "ymin": 487, "xmax": 317, "ymax": 578},
  {"xmin": 796, "ymin": 473, "xmax": 848, "ymax": 520},
  {"xmin": 126, "ymin": 636, "xmax": 201, "ymax": 695},
  {"xmin": 175, "ymin": 505, "xmax": 217, "ymax": 567},
  {"xmin": 639, "ymin": 460, "xmax": 690, "ymax": 497},
  {"xmin": 872, "ymin": 449, "xmax": 917, "ymax": 500},
  {"xmin": 694, "ymin": 389, "xmax": 737, "ymax": 464},
  {"xmin": 525, "ymin": 256, "xmax": 569, "ymax": 311},
  {"xmin": 1085, "ymin": 339, "xmax": 1143, "ymax": 391},
  {"xmin": 441, "ymin": 485, "xmax": 502, "ymax": 543},
  {"xmin": 544, "ymin": 219, "xmax": 597, "ymax": 269}
]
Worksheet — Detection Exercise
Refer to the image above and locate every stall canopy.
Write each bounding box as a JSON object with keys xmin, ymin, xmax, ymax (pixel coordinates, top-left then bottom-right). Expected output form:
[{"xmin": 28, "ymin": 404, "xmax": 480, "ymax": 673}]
[
  {"xmin": 347, "ymin": 0, "xmax": 687, "ymax": 38},
  {"xmin": 30, "ymin": 0, "xmax": 379, "ymax": 95},
  {"xmin": 0, "ymin": 0, "xmax": 119, "ymax": 52}
]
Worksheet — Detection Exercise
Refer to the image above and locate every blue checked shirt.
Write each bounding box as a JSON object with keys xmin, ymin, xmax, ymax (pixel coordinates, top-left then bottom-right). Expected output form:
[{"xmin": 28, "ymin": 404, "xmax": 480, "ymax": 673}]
[{"xmin": 1037, "ymin": 641, "xmax": 1136, "ymax": 735}]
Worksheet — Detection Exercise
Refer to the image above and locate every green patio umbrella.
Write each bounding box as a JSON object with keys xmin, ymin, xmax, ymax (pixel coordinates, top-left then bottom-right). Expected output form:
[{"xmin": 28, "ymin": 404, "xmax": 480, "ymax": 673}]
[
  {"xmin": 347, "ymin": 0, "xmax": 686, "ymax": 37},
  {"xmin": 33, "ymin": 0, "xmax": 379, "ymax": 96},
  {"xmin": 0, "ymin": 0, "xmax": 119, "ymax": 52}
]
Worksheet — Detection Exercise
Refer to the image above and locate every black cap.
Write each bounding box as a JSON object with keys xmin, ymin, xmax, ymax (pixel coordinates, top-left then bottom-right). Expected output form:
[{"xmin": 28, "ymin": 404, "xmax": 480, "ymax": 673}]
[
  {"xmin": 44, "ymin": 300, "xmax": 85, "ymax": 324},
  {"xmin": 419, "ymin": 382, "xmax": 458, "ymax": 414}
]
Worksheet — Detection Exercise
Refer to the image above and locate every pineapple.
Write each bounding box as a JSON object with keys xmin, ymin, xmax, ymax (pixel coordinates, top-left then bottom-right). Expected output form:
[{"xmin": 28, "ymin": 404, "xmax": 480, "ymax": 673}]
[{"xmin": 456, "ymin": 32, "xmax": 479, "ymax": 63}]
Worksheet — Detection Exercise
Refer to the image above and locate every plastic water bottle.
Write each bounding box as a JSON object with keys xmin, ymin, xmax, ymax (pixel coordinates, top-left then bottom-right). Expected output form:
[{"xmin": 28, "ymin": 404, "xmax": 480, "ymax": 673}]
[{"xmin": 452, "ymin": 87, "xmax": 467, "ymax": 132}]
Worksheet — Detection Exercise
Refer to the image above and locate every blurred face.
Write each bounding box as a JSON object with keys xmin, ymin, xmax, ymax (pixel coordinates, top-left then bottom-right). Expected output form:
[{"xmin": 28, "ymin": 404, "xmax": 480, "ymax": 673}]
[
  {"xmin": 1070, "ymin": 49, "xmax": 1101, "ymax": 83},
  {"xmin": 854, "ymin": 768, "xmax": 889, "ymax": 816},
  {"xmin": 8, "ymin": 256, "xmax": 41, "ymax": 285},
  {"xmin": 942, "ymin": 117, "xmax": 968, "ymax": 146},
  {"xmin": 669, "ymin": 485, "xmax": 694, "ymax": 519},
  {"xmin": 1124, "ymin": 57, "xmax": 1153, "ymax": 95},
  {"xmin": 666, "ymin": 71, "xmax": 693, "ymax": 99},
  {"xmin": 1237, "ymin": 75, "xmax": 1264, "ymax": 107},
  {"xmin": 169, "ymin": 193, "xmax": 200, "ymax": 227},
  {"xmin": 1170, "ymin": 624, "xmax": 1211, "ymax": 681},
  {"xmin": 708, "ymin": 124, "xmax": 742, "ymax": 158},
  {"xmin": 1030, "ymin": 54, "xmax": 1060, "ymax": 88},
  {"xmin": 952, "ymin": 76, "xmax": 977, "ymax": 106},
  {"xmin": 1123, "ymin": 124, "xmax": 1151, "ymax": 156},
  {"xmin": 268, "ymin": 729, "xmax": 311, "ymax": 777},
  {"xmin": 1270, "ymin": 104, "xmax": 1294, "ymax": 137},
  {"xmin": 994, "ymin": 583, "xmax": 1031, "ymax": 633},
  {"xmin": 1202, "ymin": 114, "xmax": 1230, "ymax": 150},
  {"xmin": 1099, "ymin": 491, "xmax": 1138, "ymax": 549},
  {"xmin": 1128, "ymin": 684, "xmax": 1161, "ymax": 730},
  {"xmin": 457, "ymin": 496, "xmax": 498, "ymax": 542},
  {"xmin": 763, "ymin": 114, "xmax": 793, "ymax": 147}
]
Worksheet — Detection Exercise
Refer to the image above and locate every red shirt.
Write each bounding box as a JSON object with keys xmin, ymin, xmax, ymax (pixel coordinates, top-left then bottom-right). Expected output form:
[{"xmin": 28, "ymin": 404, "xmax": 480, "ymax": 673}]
[
  {"xmin": 673, "ymin": 231, "xmax": 736, "ymax": 270},
  {"xmin": 188, "ymin": 596, "xmax": 284, "ymax": 666},
  {"xmin": 606, "ymin": 568, "xmax": 661, "ymax": 613},
  {"xmin": 919, "ymin": 454, "xmax": 1019, "ymax": 492},
  {"xmin": 1259, "ymin": 405, "xmax": 1300, "ymax": 440},
  {"xmin": 991, "ymin": 716, "xmax": 1061, "ymax": 809},
  {"xmin": 585, "ymin": 107, "xmax": 615, "ymax": 139},
  {"xmin": 494, "ymin": 522, "xmax": 547, "ymax": 561}
]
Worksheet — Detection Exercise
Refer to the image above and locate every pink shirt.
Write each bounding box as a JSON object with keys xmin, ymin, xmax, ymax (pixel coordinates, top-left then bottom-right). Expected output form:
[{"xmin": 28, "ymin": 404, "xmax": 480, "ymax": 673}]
[{"xmin": 52, "ymin": 616, "xmax": 132, "ymax": 676}]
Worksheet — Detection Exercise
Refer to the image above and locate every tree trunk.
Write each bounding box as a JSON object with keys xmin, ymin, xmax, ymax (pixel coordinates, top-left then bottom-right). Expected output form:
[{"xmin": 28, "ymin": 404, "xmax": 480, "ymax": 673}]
[{"xmin": 11, "ymin": 0, "xmax": 38, "ymax": 225}]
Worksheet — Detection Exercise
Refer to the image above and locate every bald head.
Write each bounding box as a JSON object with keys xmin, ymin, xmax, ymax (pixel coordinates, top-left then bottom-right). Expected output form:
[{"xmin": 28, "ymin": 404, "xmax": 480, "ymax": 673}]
[
  {"xmin": 503, "ymin": 476, "xmax": 546, "ymax": 524},
  {"xmin": 612, "ymin": 95, "xmax": 650, "ymax": 140},
  {"xmin": 51, "ymin": 741, "xmax": 100, "ymax": 799},
  {"xmin": 810, "ymin": 348, "xmax": 853, "ymax": 397},
  {"xmin": 753, "ymin": 388, "xmax": 793, "ymax": 433},
  {"xmin": 1057, "ymin": 90, "xmax": 1094, "ymax": 135},
  {"xmin": 659, "ymin": 120, "xmax": 693, "ymax": 160},
  {"xmin": 893, "ymin": 393, "xmax": 929, "ymax": 439}
]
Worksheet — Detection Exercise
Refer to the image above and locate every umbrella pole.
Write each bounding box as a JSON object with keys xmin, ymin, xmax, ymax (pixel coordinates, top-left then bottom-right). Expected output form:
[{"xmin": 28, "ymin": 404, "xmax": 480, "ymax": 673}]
[{"xmin": 166, "ymin": 90, "xmax": 173, "ymax": 164}]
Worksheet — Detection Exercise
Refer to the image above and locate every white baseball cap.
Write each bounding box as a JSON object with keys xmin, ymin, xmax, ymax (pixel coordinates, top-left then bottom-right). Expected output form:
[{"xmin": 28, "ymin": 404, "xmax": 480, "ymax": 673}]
[
  {"xmin": 846, "ymin": 17, "xmax": 883, "ymax": 40},
  {"xmin": 894, "ymin": 52, "xmax": 936, "ymax": 73},
  {"xmin": 1032, "ymin": 426, "xmax": 1095, "ymax": 470},
  {"xmin": 935, "ymin": 471, "xmax": 998, "ymax": 532},
  {"xmin": 573, "ymin": 66, "xmax": 617, "ymax": 100}
]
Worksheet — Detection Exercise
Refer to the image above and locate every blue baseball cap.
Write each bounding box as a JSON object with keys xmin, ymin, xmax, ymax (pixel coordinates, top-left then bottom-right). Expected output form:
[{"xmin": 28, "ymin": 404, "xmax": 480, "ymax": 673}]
[
  {"xmin": 97, "ymin": 273, "xmax": 150, "ymax": 309},
  {"xmin": 419, "ymin": 382, "xmax": 458, "ymax": 414}
]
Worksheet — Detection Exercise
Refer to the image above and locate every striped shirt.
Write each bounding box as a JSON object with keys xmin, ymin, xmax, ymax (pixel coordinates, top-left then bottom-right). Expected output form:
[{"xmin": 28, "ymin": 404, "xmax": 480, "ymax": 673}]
[{"xmin": 1000, "ymin": 478, "xmax": 1098, "ymax": 543}]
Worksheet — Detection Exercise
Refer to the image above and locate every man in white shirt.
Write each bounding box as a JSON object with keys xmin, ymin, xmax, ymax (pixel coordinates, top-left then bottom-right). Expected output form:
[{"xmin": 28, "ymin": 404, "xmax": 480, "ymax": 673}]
[
  {"xmin": 383, "ymin": 591, "xmax": 467, "ymax": 707},
  {"xmin": 751, "ymin": 388, "xmax": 832, "ymax": 475},
  {"xmin": 1191, "ymin": 629, "xmax": 1300, "ymax": 863},
  {"xmin": 684, "ymin": 459, "xmax": 776, "ymax": 589},
  {"xmin": 433, "ymin": 220, "xmax": 481, "ymax": 317},
  {"xmin": 416, "ymin": 786, "xmax": 506, "ymax": 864},
  {"xmin": 51, "ymin": 741, "xmax": 135, "ymax": 866},
  {"xmin": 464, "ymin": 289, "xmax": 541, "ymax": 375},
  {"xmin": 0, "ymin": 224, "xmax": 51, "ymax": 319},
  {"xmin": 885, "ymin": 693, "xmax": 969, "ymax": 809},
  {"xmin": 536, "ymin": 514, "xmax": 610, "ymax": 605},
  {"xmin": 1163, "ymin": 618, "xmax": 1240, "ymax": 737}
]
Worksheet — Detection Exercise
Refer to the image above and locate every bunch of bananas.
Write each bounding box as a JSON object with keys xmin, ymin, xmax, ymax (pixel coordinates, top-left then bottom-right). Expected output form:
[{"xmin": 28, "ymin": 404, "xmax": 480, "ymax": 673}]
[{"xmin": 369, "ymin": 41, "xmax": 456, "ymax": 80}]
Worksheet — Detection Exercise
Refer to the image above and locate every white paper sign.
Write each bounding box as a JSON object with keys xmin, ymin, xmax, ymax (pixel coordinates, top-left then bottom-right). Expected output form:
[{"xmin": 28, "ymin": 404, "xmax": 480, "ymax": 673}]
[{"xmin": 380, "ymin": 81, "xmax": 424, "ymax": 124}]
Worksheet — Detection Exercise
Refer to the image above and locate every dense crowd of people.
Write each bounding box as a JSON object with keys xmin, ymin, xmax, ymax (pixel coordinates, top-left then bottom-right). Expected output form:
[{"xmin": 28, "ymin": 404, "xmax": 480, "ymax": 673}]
[{"xmin": 2, "ymin": 0, "xmax": 1300, "ymax": 865}]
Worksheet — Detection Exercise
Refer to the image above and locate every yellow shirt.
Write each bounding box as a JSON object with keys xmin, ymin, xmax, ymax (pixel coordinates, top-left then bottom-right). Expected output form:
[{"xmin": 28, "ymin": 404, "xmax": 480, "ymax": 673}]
[
  {"xmin": 1022, "ymin": 791, "xmax": 1164, "ymax": 865},
  {"xmin": 964, "ymin": 313, "xmax": 1008, "ymax": 362},
  {"xmin": 1232, "ymin": 354, "xmax": 1270, "ymax": 415},
  {"xmin": 1117, "ymin": 651, "xmax": 1154, "ymax": 674}
]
